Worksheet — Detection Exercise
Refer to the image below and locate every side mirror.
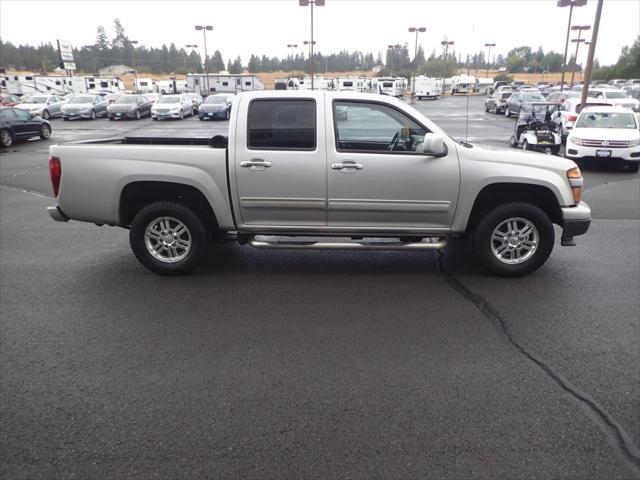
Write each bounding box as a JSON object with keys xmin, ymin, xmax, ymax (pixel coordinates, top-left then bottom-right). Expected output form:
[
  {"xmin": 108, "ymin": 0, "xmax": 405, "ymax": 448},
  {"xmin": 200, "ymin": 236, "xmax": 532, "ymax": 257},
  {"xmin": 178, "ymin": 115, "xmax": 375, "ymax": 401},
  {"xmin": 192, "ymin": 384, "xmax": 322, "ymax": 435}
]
[{"xmin": 421, "ymin": 133, "xmax": 446, "ymax": 157}]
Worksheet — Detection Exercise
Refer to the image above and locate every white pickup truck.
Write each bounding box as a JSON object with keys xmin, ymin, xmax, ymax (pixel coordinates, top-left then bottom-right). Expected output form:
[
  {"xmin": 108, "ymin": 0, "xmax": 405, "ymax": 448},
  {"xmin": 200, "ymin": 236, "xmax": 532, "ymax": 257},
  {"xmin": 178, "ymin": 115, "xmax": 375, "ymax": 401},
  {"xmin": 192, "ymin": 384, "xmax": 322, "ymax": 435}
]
[{"xmin": 47, "ymin": 91, "xmax": 591, "ymax": 276}]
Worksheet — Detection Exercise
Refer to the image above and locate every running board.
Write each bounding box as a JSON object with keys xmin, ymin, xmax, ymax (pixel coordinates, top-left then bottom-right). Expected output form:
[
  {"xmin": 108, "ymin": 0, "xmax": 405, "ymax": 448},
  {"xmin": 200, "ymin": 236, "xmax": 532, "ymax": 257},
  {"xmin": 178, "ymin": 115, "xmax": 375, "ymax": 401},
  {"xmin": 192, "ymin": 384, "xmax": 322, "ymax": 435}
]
[{"xmin": 248, "ymin": 236, "xmax": 447, "ymax": 251}]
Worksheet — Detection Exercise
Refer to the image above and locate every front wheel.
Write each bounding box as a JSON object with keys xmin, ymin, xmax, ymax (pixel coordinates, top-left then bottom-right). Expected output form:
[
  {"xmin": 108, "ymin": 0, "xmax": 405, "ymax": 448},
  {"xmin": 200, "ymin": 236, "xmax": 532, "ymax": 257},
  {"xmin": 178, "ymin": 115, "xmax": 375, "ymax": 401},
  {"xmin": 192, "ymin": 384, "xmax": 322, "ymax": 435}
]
[
  {"xmin": 42, "ymin": 109, "xmax": 50, "ymax": 120},
  {"xmin": 625, "ymin": 161, "xmax": 639, "ymax": 173},
  {"xmin": 90, "ymin": 110, "xmax": 96, "ymax": 120},
  {"xmin": 471, "ymin": 202, "xmax": 554, "ymax": 277},
  {"xmin": 129, "ymin": 201, "xmax": 209, "ymax": 275},
  {"xmin": 504, "ymin": 106, "xmax": 511, "ymax": 117},
  {"xmin": 225, "ymin": 109, "xmax": 230, "ymax": 120},
  {"xmin": 522, "ymin": 140, "xmax": 530, "ymax": 151},
  {"xmin": 39, "ymin": 124, "xmax": 51, "ymax": 140},
  {"xmin": 135, "ymin": 109, "xmax": 141, "ymax": 120}
]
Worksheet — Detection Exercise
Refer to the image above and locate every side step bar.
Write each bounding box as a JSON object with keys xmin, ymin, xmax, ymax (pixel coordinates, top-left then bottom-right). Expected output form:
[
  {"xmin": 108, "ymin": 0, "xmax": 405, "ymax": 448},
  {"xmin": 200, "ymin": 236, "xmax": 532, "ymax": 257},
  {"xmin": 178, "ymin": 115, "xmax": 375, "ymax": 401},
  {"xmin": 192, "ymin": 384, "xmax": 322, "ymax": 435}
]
[{"xmin": 248, "ymin": 236, "xmax": 447, "ymax": 251}]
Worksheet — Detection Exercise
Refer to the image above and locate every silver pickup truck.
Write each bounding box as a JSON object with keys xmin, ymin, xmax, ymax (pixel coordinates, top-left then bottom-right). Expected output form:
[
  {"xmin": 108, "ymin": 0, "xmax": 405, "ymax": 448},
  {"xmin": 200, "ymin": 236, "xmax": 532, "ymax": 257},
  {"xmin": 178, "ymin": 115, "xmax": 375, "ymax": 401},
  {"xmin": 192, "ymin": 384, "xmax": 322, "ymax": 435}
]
[{"xmin": 47, "ymin": 91, "xmax": 591, "ymax": 276}]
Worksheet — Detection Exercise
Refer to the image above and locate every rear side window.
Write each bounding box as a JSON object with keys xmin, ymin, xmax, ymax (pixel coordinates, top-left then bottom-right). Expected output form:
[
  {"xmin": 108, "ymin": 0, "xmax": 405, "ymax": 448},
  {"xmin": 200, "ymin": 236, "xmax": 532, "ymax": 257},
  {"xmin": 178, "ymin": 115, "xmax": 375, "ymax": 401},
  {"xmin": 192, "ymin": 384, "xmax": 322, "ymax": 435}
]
[{"xmin": 248, "ymin": 99, "xmax": 316, "ymax": 150}]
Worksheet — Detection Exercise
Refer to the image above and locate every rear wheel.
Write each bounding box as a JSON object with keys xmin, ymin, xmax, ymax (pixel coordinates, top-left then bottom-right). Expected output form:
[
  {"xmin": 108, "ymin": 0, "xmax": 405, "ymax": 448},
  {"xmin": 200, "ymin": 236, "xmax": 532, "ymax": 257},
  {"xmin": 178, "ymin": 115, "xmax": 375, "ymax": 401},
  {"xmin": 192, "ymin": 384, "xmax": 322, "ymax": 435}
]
[
  {"xmin": 471, "ymin": 202, "xmax": 554, "ymax": 277},
  {"xmin": 0, "ymin": 129, "xmax": 13, "ymax": 147},
  {"xmin": 129, "ymin": 201, "xmax": 209, "ymax": 275},
  {"xmin": 522, "ymin": 140, "xmax": 530, "ymax": 151},
  {"xmin": 39, "ymin": 124, "xmax": 51, "ymax": 140},
  {"xmin": 225, "ymin": 109, "xmax": 230, "ymax": 120}
]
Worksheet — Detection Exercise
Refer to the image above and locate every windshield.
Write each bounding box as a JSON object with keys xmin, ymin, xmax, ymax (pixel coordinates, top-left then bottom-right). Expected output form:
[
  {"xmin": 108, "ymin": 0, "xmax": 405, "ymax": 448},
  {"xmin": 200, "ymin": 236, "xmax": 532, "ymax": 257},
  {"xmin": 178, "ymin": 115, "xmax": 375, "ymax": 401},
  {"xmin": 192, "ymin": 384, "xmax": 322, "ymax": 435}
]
[
  {"xmin": 521, "ymin": 94, "xmax": 545, "ymax": 102},
  {"xmin": 159, "ymin": 97, "xmax": 181, "ymax": 104},
  {"xmin": 115, "ymin": 95, "xmax": 139, "ymax": 104},
  {"xmin": 604, "ymin": 91, "xmax": 627, "ymax": 99},
  {"xmin": 70, "ymin": 97, "xmax": 95, "ymax": 104},
  {"xmin": 24, "ymin": 96, "xmax": 48, "ymax": 104},
  {"xmin": 576, "ymin": 112, "xmax": 637, "ymax": 129},
  {"xmin": 205, "ymin": 96, "xmax": 227, "ymax": 105}
]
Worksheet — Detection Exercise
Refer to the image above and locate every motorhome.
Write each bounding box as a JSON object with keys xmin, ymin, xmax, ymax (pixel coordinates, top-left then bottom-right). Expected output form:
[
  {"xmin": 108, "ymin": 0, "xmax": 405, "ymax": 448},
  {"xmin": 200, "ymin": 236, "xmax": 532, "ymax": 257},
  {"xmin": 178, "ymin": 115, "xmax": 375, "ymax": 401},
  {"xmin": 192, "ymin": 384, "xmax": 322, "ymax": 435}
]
[
  {"xmin": 377, "ymin": 77, "xmax": 406, "ymax": 97},
  {"xmin": 412, "ymin": 76, "xmax": 443, "ymax": 99},
  {"xmin": 186, "ymin": 74, "xmax": 264, "ymax": 95},
  {"xmin": 450, "ymin": 75, "xmax": 477, "ymax": 95},
  {"xmin": 475, "ymin": 77, "xmax": 494, "ymax": 95},
  {"xmin": 135, "ymin": 78, "xmax": 158, "ymax": 94},
  {"xmin": 335, "ymin": 77, "xmax": 369, "ymax": 92},
  {"xmin": 71, "ymin": 76, "xmax": 125, "ymax": 94}
]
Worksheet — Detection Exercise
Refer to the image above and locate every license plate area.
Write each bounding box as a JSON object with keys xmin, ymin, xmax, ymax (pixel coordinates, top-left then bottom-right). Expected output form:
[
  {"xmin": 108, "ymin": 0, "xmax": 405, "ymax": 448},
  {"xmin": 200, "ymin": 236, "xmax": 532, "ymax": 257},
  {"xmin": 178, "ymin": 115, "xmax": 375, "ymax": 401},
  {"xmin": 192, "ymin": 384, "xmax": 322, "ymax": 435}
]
[{"xmin": 596, "ymin": 149, "xmax": 612, "ymax": 157}]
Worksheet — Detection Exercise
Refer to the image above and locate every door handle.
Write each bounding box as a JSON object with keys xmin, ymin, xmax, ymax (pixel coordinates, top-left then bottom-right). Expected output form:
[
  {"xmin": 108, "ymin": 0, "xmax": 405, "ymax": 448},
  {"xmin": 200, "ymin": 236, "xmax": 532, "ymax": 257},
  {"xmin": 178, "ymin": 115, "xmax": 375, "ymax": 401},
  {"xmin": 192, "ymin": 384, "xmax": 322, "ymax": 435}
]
[
  {"xmin": 331, "ymin": 162, "xmax": 364, "ymax": 171},
  {"xmin": 241, "ymin": 159, "xmax": 272, "ymax": 170}
]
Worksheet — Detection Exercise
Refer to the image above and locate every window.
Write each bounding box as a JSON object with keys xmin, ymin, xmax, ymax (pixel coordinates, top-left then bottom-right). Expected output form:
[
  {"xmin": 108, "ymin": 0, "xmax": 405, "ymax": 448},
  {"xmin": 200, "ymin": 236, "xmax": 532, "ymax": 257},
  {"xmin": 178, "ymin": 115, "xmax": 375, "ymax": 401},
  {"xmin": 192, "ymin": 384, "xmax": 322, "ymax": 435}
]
[
  {"xmin": 245, "ymin": 81, "xmax": 251, "ymax": 86},
  {"xmin": 333, "ymin": 101, "xmax": 428, "ymax": 153},
  {"xmin": 248, "ymin": 99, "xmax": 316, "ymax": 150},
  {"xmin": 13, "ymin": 109, "xmax": 32, "ymax": 120},
  {"xmin": 100, "ymin": 81, "xmax": 109, "ymax": 88},
  {"xmin": 1, "ymin": 109, "xmax": 18, "ymax": 120},
  {"xmin": 236, "ymin": 79, "xmax": 241, "ymax": 85},
  {"xmin": 55, "ymin": 81, "xmax": 61, "ymax": 85},
  {"xmin": 222, "ymin": 81, "xmax": 228, "ymax": 86}
]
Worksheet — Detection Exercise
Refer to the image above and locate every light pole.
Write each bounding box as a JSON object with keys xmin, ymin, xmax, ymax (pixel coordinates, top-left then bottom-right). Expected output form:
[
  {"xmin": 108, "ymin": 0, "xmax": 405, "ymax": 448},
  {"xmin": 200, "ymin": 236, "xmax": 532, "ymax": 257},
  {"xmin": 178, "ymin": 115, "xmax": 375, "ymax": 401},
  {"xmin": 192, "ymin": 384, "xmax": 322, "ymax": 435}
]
[
  {"xmin": 569, "ymin": 25, "xmax": 590, "ymax": 87},
  {"xmin": 129, "ymin": 40, "xmax": 139, "ymax": 92},
  {"xmin": 484, "ymin": 43, "xmax": 495, "ymax": 78},
  {"xmin": 287, "ymin": 44, "xmax": 298, "ymax": 78},
  {"xmin": 299, "ymin": 0, "xmax": 325, "ymax": 90},
  {"xmin": 195, "ymin": 25, "xmax": 212, "ymax": 94},
  {"xmin": 557, "ymin": 0, "xmax": 588, "ymax": 91},
  {"xmin": 580, "ymin": 0, "xmax": 603, "ymax": 110},
  {"xmin": 441, "ymin": 40, "xmax": 454, "ymax": 91},
  {"xmin": 185, "ymin": 44, "xmax": 198, "ymax": 71},
  {"xmin": 303, "ymin": 40, "xmax": 316, "ymax": 79},
  {"xmin": 408, "ymin": 27, "xmax": 426, "ymax": 95}
]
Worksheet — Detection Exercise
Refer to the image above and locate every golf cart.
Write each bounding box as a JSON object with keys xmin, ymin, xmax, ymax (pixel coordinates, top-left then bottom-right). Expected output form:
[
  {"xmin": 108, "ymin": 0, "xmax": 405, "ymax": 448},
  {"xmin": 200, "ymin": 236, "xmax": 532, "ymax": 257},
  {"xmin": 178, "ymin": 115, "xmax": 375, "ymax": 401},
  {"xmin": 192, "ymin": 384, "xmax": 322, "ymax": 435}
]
[{"xmin": 509, "ymin": 102, "xmax": 561, "ymax": 155}]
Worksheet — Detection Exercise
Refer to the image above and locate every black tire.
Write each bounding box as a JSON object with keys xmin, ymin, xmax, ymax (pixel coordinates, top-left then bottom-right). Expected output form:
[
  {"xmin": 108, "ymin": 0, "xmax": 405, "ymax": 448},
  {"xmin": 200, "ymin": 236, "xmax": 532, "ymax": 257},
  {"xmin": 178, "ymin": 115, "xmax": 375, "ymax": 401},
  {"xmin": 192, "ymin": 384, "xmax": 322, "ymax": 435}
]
[
  {"xmin": 152, "ymin": 117, "xmax": 158, "ymax": 121},
  {"xmin": 505, "ymin": 106, "xmax": 511, "ymax": 117},
  {"xmin": 90, "ymin": 110, "xmax": 96, "ymax": 120},
  {"xmin": 135, "ymin": 109, "xmax": 141, "ymax": 120},
  {"xmin": 63, "ymin": 117, "xmax": 69, "ymax": 121},
  {"xmin": 179, "ymin": 110, "xmax": 184, "ymax": 120},
  {"xmin": 485, "ymin": 103, "xmax": 490, "ymax": 112},
  {"xmin": 0, "ymin": 128, "xmax": 13, "ymax": 147},
  {"xmin": 42, "ymin": 109, "xmax": 50, "ymax": 120},
  {"xmin": 551, "ymin": 146, "xmax": 561, "ymax": 156},
  {"xmin": 522, "ymin": 140, "xmax": 530, "ymax": 151},
  {"xmin": 39, "ymin": 124, "xmax": 51, "ymax": 140},
  {"xmin": 129, "ymin": 201, "xmax": 209, "ymax": 275},
  {"xmin": 199, "ymin": 117, "xmax": 204, "ymax": 121},
  {"xmin": 625, "ymin": 161, "xmax": 639, "ymax": 173},
  {"xmin": 225, "ymin": 109, "xmax": 230, "ymax": 120},
  {"xmin": 471, "ymin": 202, "xmax": 554, "ymax": 277}
]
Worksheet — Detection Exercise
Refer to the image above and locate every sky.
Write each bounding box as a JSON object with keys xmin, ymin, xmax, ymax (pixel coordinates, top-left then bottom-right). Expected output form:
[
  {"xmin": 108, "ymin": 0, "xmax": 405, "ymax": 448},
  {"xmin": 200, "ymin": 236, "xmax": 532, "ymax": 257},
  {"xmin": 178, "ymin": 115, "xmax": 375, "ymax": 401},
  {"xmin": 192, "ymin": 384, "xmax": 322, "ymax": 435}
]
[{"xmin": 1, "ymin": 0, "xmax": 638, "ymax": 66}]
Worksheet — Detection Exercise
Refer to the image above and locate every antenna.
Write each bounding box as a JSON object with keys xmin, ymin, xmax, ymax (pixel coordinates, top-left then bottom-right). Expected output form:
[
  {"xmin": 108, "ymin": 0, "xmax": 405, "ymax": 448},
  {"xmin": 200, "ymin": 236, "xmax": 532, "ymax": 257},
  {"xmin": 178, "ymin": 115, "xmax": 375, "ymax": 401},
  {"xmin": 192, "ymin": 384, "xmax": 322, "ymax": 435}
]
[{"xmin": 465, "ymin": 53, "xmax": 470, "ymax": 143}]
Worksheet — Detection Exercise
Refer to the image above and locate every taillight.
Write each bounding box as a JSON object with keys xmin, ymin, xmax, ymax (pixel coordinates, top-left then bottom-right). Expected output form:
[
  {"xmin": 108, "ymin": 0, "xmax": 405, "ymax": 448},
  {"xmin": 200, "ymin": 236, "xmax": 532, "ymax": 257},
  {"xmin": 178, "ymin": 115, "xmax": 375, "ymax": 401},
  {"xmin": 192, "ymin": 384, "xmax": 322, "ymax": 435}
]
[
  {"xmin": 568, "ymin": 115, "xmax": 578, "ymax": 122},
  {"xmin": 49, "ymin": 156, "xmax": 61, "ymax": 197}
]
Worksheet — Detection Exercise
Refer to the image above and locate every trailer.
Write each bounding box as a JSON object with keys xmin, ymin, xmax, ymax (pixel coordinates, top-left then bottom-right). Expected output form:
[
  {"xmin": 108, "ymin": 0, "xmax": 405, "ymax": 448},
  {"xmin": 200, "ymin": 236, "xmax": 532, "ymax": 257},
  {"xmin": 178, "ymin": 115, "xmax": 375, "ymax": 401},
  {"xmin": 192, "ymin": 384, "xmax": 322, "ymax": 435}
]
[
  {"xmin": 335, "ymin": 76, "xmax": 369, "ymax": 92},
  {"xmin": 5, "ymin": 74, "xmax": 73, "ymax": 95},
  {"xmin": 450, "ymin": 75, "xmax": 477, "ymax": 95},
  {"xmin": 135, "ymin": 78, "xmax": 158, "ymax": 94},
  {"xmin": 186, "ymin": 74, "xmax": 264, "ymax": 96},
  {"xmin": 376, "ymin": 77, "xmax": 406, "ymax": 97},
  {"xmin": 71, "ymin": 76, "xmax": 124, "ymax": 94},
  {"xmin": 157, "ymin": 80, "xmax": 189, "ymax": 94},
  {"xmin": 412, "ymin": 76, "xmax": 442, "ymax": 99}
]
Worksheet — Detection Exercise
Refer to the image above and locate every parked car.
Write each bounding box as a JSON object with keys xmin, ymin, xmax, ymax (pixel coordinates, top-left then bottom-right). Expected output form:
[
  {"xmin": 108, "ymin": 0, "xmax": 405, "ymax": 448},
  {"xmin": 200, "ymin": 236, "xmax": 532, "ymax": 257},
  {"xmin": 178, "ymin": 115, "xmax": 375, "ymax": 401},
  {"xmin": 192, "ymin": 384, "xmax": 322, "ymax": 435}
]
[
  {"xmin": 511, "ymin": 81, "xmax": 525, "ymax": 90},
  {"xmin": 107, "ymin": 94, "xmax": 152, "ymax": 120},
  {"xmin": 184, "ymin": 92, "xmax": 203, "ymax": 114},
  {"xmin": 546, "ymin": 91, "xmax": 579, "ymax": 105},
  {"xmin": 608, "ymin": 79, "xmax": 628, "ymax": 87},
  {"xmin": 587, "ymin": 88, "xmax": 640, "ymax": 112},
  {"xmin": 551, "ymin": 98, "xmax": 612, "ymax": 139},
  {"xmin": 484, "ymin": 91, "xmax": 513, "ymax": 114},
  {"xmin": 151, "ymin": 94, "xmax": 193, "ymax": 120},
  {"xmin": 488, "ymin": 81, "xmax": 509, "ymax": 94},
  {"xmin": 0, "ymin": 94, "xmax": 22, "ymax": 107},
  {"xmin": 47, "ymin": 91, "xmax": 591, "ymax": 277},
  {"xmin": 15, "ymin": 94, "xmax": 66, "ymax": 120},
  {"xmin": 565, "ymin": 106, "xmax": 640, "ymax": 172},
  {"xmin": 61, "ymin": 94, "xmax": 108, "ymax": 120},
  {"xmin": 198, "ymin": 93, "xmax": 234, "ymax": 120},
  {"xmin": 622, "ymin": 85, "xmax": 640, "ymax": 101},
  {"xmin": 505, "ymin": 90, "xmax": 546, "ymax": 117},
  {"xmin": 0, "ymin": 106, "xmax": 52, "ymax": 147},
  {"xmin": 145, "ymin": 93, "xmax": 161, "ymax": 104}
]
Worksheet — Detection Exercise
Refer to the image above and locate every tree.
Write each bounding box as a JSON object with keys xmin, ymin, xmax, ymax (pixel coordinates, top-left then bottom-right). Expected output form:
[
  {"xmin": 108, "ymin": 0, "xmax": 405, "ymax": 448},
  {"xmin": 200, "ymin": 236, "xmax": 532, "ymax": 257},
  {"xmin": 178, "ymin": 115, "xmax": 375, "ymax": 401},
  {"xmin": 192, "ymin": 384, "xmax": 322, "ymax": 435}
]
[{"xmin": 229, "ymin": 56, "xmax": 243, "ymax": 74}]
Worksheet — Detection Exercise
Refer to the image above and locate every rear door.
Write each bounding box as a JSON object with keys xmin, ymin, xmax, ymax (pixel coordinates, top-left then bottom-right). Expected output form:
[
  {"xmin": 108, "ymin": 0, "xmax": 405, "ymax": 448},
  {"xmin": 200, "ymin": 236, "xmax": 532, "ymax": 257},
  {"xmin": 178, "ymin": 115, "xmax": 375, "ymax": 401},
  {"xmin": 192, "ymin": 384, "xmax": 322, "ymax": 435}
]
[
  {"xmin": 12, "ymin": 108, "xmax": 40, "ymax": 136},
  {"xmin": 325, "ymin": 98, "xmax": 460, "ymax": 231},
  {"xmin": 234, "ymin": 94, "xmax": 327, "ymax": 227}
]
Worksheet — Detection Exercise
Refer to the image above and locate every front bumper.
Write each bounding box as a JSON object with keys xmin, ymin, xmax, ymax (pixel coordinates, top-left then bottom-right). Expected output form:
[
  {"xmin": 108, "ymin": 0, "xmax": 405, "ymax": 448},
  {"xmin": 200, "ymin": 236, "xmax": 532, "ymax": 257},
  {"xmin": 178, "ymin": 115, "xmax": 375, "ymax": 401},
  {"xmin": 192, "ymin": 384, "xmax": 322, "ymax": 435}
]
[
  {"xmin": 561, "ymin": 201, "xmax": 591, "ymax": 238},
  {"xmin": 62, "ymin": 111, "xmax": 93, "ymax": 119},
  {"xmin": 108, "ymin": 111, "xmax": 137, "ymax": 119},
  {"xmin": 151, "ymin": 111, "xmax": 182, "ymax": 119},
  {"xmin": 199, "ymin": 110, "xmax": 226, "ymax": 119},
  {"xmin": 47, "ymin": 205, "xmax": 68, "ymax": 222},
  {"xmin": 565, "ymin": 143, "xmax": 640, "ymax": 161}
]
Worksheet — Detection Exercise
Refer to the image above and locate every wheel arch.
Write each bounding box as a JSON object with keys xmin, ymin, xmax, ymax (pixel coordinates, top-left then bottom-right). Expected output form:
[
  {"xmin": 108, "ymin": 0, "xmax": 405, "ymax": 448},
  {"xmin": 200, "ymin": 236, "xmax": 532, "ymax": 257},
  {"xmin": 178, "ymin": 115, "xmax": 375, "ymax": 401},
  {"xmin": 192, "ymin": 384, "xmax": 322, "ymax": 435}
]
[{"xmin": 464, "ymin": 182, "xmax": 563, "ymax": 234}]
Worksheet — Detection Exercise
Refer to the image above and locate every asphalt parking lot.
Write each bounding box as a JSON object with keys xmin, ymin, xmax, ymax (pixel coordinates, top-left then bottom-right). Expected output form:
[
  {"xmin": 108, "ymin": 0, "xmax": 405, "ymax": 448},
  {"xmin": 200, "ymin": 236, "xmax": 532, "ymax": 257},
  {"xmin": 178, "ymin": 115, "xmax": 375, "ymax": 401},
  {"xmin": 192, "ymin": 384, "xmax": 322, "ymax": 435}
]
[{"xmin": 1, "ymin": 95, "xmax": 639, "ymax": 479}]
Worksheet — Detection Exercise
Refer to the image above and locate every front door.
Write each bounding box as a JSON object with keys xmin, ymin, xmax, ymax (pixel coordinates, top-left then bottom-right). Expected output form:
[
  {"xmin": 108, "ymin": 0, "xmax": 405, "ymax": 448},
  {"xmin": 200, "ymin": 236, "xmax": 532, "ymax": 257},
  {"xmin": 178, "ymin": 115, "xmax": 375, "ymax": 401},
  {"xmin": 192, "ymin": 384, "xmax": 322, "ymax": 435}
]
[
  {"xmin": 234, "ymin": 96, "xmax": 326, "ymax": 228},
  {"xmin": 325, "ymin": 98, "xmax": 460, "ymax": 232}
]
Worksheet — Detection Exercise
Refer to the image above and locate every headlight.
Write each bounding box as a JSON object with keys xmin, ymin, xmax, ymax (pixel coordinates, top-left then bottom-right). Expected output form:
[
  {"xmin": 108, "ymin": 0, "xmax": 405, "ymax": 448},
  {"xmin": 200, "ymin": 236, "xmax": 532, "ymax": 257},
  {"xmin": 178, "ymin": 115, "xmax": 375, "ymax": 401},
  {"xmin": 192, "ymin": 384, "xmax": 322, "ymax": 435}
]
[
  {"xmin": 629, "ymin": 138, "xmax": 640, "ymax": 147},
  {"xmin": 569, "ymin": 136, "xmax": 584, "ymax": 146}
]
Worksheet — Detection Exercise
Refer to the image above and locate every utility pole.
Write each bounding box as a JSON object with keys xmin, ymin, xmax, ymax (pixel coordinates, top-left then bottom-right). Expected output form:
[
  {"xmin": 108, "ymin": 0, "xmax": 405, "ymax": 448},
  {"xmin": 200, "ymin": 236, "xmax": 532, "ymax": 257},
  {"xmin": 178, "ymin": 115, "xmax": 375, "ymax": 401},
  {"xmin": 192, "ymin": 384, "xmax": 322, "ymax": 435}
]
[
  {"xmin": 441, "ymin": 40, "xmax": 454, "ymax": 93},
  {"xmin": 287, "ymin": 44, "xmax": 298, "ymax": 78},
  {"xmin": 557, "ymin": 0, "xmax": 587, "ymax": 91},
  {"xmin": 299, "ymin": 0, "xmax": 325, "ymax": 90},
  {"xmin": 580, "ymin": 0, "xmax": 603, "ymax": 110},
  {"xmin": 408, "ymin": 27, "xmax": 426, "ymax": 95},
  {"xmin": 484, "ymin": 43, "xmax": 495, "ymax": 78}
]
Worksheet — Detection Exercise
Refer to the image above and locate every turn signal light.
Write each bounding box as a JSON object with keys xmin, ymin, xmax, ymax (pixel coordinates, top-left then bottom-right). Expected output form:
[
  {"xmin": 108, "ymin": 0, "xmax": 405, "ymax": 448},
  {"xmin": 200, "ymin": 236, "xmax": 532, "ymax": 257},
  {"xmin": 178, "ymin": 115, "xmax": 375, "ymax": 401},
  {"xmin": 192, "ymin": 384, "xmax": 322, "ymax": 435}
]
[
  {"xmin": 567, "ymin": 167, "xmax": 582, "ymax": 179},
  {"xmin": 567, "ymin": 167, "xmax": 582, "ymax": 204},
  {"xmin": 49, "ymin": 156, "xmax": 61, "ymax": 197},
  {"xmin": 571, "ymin": 187, "xmax": 582, "ymax": 203}
]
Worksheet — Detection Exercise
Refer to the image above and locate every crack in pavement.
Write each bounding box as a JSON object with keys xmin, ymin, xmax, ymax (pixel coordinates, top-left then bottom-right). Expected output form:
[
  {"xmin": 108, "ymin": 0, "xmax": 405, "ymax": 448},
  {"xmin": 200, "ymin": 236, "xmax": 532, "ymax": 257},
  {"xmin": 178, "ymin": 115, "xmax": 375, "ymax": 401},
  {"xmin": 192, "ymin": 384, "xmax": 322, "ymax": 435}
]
[
  {"xmin": 583, "ymin": 176, "xmax": 640, "ymax": 194},
  {"xmin": 434, "ymin": 251, "xmax": 640, "ymax": 477}
]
